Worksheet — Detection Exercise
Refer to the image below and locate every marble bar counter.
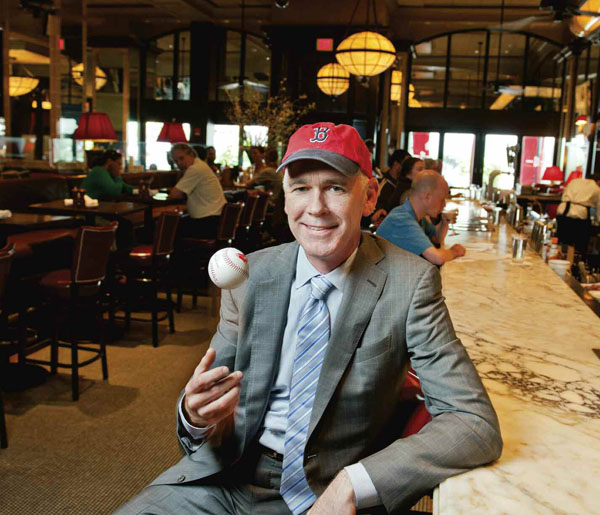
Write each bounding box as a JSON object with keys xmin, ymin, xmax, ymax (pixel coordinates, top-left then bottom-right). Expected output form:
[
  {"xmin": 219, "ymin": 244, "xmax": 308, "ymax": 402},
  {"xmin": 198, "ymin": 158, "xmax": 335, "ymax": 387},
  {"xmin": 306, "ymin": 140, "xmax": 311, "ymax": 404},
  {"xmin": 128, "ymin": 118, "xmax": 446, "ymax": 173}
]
[{"xmin": 433, "ymin": 208, "xmax": 600, "ymax": 514}]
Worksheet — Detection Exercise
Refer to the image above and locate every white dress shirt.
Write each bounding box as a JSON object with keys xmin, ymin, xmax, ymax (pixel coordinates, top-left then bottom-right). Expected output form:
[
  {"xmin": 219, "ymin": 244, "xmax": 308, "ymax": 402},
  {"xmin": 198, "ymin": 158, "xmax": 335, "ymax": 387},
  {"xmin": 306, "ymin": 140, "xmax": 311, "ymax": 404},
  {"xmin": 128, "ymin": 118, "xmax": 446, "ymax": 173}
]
[
  {"xmin": 180, "ymin": 246, "xmax": 382, "ymax": 509},
  {"xmin": 557, "ymin": 178, "xmax": 600, "ymax": 220}
]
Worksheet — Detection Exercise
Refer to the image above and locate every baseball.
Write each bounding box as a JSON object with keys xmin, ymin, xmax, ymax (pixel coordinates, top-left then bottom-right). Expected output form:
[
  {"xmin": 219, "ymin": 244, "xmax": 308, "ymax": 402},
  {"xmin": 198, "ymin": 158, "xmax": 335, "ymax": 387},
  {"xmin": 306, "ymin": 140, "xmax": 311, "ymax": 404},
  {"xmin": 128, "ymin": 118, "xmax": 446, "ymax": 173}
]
[{"xmin": 208, "ymin": 247, "xmax": 249, "ymax": 289}]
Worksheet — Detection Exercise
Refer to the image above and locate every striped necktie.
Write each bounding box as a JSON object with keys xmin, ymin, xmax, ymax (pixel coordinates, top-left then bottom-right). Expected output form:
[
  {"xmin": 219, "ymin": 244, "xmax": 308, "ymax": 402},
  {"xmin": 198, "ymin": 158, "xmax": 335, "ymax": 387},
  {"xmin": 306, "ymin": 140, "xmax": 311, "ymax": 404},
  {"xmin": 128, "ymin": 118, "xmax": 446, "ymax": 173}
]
[{"xmin": 280, "ymin": 275, "xmax": 334, "ymax": 514}]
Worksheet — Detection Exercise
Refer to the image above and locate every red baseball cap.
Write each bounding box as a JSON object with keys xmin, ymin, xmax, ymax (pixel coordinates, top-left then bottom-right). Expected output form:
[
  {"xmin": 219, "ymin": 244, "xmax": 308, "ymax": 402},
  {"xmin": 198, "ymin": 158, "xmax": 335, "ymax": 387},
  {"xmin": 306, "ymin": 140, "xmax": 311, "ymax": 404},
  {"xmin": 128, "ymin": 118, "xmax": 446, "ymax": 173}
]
[{"xmin": 276, "ymin": 122, "xmax": 373, "ymax": 178}]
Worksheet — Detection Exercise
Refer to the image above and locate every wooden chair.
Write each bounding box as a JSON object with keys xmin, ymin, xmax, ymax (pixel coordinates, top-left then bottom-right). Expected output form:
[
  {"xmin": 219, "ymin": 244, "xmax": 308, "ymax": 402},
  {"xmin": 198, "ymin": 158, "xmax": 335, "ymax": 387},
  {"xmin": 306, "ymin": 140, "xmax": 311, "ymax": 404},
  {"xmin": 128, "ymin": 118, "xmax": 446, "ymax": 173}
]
[
  {"xmin": 247, "ymin": 190, "xmax": 272, "ymax": 251},
  {"xmin": 116, "ymin": 211, "xmax": 181, "ymax": 348},
  {"xmin": 177, "ymin": 202, "xmax": 244, "ymax": 315},
  {"xmin": 31, "ymin": 223, "xmax": 117, "ymax": 401},
  {"xmin": 0, "ymin": 243, "xmax": 15, "ymax": 448}
]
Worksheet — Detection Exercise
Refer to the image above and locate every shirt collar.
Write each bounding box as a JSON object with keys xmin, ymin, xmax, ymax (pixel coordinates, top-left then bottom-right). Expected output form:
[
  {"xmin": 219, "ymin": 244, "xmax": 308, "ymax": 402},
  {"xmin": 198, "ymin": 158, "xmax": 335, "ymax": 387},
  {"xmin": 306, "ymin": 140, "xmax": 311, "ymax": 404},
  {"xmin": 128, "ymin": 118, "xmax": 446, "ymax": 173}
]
[
  {"xmin": 404, "ymin": 197, "xmax": 418, "ymax": 221},
  {"xmin": 295, "ymin": 245, "xmax": 359, "ymax": 293}
]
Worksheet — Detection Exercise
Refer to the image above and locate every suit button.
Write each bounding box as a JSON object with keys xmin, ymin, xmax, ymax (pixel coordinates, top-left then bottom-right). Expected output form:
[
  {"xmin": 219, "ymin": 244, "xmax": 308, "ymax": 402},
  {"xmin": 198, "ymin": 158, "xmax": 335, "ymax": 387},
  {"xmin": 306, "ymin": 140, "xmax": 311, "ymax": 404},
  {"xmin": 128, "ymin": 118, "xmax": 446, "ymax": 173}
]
[{"xmin": 176, "ymin": 475, "xmax": 186, "ymax": 483}]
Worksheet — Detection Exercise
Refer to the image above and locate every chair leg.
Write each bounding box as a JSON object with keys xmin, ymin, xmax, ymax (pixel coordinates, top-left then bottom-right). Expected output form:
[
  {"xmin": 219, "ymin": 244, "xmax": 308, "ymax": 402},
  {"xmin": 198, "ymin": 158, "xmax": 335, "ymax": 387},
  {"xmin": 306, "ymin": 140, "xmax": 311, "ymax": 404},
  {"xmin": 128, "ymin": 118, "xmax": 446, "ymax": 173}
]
[
  {"xmin": 71, "ymin": 340, "xmax": 79, "ymax": 402},
  {"xmin": 0, "ymin": 390, "xmax": 7, "ymax": 449},
  {"xmin": 97, "ymin": 304, "xmax": 108, "ymax": 381},
  {"xmin": 176, "ymin": 284, "xmax": 183, "ymax": 313},
  {"xmin": 167, "ymin": 289, "xmax": 175, "ymax": 334},
  {"xmin": 151, "ymin": 283, "xmax": 159, "ymax": 348}
]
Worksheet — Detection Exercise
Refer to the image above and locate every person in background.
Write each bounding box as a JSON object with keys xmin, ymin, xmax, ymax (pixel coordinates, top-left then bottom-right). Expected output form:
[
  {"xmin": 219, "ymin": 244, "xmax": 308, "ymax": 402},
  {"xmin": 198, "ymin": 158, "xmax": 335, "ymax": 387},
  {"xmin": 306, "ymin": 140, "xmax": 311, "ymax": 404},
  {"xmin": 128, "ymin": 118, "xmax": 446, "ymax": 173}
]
[
  {"xmin": 80, "ymin": 150, "xmax": 136, "ymax": 248},
  {"xmin": 169, "ymin": 143, "xmax": 227, "ymax": 238},
  {"xmin": 369, "ymin": 149, "xmax": 411, "ymax": 227},
  {"xmin": 388, "ymin": 157, "xmax": 425, "ymax": 208},
  {"xmin": 556, "ymin": 176, "xmax": 600, "ymax": 254},
  {"xmin": 248, "ymin": 145, "xmax": 266, "ymax": 175},
  {"xmin": 206, "ymin": 146, "xmax": 221, "ymax": 174},
  {"xmin": 117, "ymin": 123, "xmax": 500, "ymax": 515},
  {"xmin": 377, "ymin": 170, "xmax": 466, "ymax": 266},
  {"xmin": 81, "ymin": 150, "xmax": 134, "ymax": 201},
  {"xmin": 245, "ymin": 147, "xmax": 283, "ymax": 204},
  {"xmin": 424, "ymin": 158, "xmax": 443, "ymax": 174}
]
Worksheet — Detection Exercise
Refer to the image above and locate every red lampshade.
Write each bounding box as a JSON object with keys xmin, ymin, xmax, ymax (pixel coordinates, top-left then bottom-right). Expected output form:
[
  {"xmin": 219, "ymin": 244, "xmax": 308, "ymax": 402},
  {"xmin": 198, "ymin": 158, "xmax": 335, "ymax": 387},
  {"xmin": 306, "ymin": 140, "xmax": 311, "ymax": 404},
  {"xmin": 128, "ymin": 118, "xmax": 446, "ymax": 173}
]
[
  {"xmin": 575, "ymin": 115, "xmax": 588, "ymax": 127},
  {"xmin": 73, "ymin": 112, "xmax": 117, "ymax": 141},
  {"xmin": 157, "ymin": 122, "xmax": 187, "ymax": 143},
  {"xmin": 542, "ymin": 166, "xmax": 563, "ymax": 182},
  {"xmin": 566, "ymin": 170, "xmax": 583, "ymax": 184}
]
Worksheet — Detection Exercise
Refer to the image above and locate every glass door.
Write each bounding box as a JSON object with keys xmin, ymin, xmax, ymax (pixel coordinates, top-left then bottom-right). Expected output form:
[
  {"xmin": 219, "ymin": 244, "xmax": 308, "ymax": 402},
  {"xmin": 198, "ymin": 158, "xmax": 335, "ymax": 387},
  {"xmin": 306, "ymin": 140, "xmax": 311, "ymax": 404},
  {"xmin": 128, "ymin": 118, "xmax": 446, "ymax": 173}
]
[
  {"xmin": 442, "ymin": 133, "xmax": 476, "ymax": 188},
  {"xmin": 483, "ymin": 134, "xmax": 518, "ymax": 190}
]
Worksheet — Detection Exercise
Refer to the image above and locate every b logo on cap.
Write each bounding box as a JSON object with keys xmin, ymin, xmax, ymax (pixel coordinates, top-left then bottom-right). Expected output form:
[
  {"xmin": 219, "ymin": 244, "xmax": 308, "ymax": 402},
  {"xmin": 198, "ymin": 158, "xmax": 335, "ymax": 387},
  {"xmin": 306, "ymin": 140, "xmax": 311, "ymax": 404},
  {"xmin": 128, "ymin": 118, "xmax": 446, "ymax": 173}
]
[{"xmin": 309, "ymin": 127, "xmax": 329, "ymax": 143}]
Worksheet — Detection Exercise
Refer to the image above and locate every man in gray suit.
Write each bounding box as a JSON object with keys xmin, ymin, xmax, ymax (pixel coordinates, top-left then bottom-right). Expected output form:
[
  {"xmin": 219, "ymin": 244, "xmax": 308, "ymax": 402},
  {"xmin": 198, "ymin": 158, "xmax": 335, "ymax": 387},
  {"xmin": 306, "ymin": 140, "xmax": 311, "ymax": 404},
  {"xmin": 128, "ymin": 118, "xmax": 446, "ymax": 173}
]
[{"xmin": 117, "ymin": 123, "xmax": 501, "ymax": 515}]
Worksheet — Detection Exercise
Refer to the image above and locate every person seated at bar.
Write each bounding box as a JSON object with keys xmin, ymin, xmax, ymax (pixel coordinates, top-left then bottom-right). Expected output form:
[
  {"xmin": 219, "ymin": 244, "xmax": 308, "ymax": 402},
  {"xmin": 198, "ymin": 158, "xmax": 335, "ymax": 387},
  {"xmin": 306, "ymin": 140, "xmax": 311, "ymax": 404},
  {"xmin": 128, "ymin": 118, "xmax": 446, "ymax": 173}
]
[
  {"xmin": 556, "ymin": 176, "xmax": 600, "ymax": 254},
  {"xmin": 375, "ymin": 149, "xmax": 411, "ymax": 214},
  {"xmin": 116, "ymin": 122, "xmax": 501, "ymax": 515},
  {"xmin": 386, "ymin": 156, "xmax": 425, "ymax": 209},
  {"xmin": 377, "ymin": 170, "xmax": 466, "ymax": 266},
  {"xmin": 169, "ymin": 143, "xmax": 227, "ymax": 238},
  {"xmin": 363, "ymin": 149, "xmax": 411, "ymax": 229},
  {"xmin": 81, "ymin": 150, "xmax": 134, "ymax": 200}
]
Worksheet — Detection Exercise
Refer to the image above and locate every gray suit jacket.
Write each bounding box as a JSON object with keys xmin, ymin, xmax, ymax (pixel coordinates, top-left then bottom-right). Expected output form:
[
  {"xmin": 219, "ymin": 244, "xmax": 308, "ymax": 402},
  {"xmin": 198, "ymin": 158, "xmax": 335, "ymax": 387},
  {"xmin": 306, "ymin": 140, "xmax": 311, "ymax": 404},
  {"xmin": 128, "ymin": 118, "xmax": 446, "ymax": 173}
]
[{"xmin": 153, "ymin": 233, "xmax": 502, "ymax": 513}]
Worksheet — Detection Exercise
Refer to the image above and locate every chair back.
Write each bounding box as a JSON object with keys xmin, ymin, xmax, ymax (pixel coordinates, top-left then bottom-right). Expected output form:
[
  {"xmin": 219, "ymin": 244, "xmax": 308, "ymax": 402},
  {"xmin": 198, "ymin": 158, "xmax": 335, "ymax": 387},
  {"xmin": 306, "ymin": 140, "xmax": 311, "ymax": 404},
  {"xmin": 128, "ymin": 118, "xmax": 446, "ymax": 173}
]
[
  {"xmin": 0, "ymin": 243, "xmax": 15, "ymax": 306},
  {"xmin": 71, "ymin": 222, "xmax": 117, "ymax": 284},
  {"xmin": 153, "ymin": 210, "xmax": 181, "ymax": 257},
  {"xmin": 238, "ymin": 194, "xmax": 258, "ymax": 228},
  {"xmin": 217, "ymin": 202, "xmax": 244, "ymax": 242},
  {"xmin": 251, "ymin": 191, "xmax": 271, "ymax": 224}
]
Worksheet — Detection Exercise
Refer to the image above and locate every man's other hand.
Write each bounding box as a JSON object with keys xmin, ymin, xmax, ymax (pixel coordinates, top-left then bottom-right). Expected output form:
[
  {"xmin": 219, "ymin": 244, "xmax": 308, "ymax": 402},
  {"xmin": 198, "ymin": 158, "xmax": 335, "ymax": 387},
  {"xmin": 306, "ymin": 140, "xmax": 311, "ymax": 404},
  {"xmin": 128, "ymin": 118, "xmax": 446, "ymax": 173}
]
[
  {"xmin": 183, "ymin": 348, "xmax": 243, "ymax": 428},
  {"xmin": 451, "ymin": 243, "xmax": 466, "ymax": 258},
  {"xmin": 309, "ymin": 470, "xmax": 356, "ymax": 515}
]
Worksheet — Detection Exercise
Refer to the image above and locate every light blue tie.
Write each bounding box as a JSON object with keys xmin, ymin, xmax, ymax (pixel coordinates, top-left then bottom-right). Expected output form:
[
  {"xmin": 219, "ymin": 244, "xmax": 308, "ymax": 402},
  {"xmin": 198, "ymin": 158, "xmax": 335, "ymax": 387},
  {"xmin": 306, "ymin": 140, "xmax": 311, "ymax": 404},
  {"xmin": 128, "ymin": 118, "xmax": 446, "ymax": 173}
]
[{"xmin": 280, "ymin": 275, "xmax": 334, "ymax": 515}]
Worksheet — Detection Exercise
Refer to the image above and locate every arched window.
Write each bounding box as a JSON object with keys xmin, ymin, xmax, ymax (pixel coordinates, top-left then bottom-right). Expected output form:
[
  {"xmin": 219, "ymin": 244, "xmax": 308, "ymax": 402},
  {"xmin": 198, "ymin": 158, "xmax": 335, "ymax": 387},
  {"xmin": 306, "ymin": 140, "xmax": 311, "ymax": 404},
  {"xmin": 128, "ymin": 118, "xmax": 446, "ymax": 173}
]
[{"xmin": 411, "ymin": 29, "xmax": 563, "ymax": 111}]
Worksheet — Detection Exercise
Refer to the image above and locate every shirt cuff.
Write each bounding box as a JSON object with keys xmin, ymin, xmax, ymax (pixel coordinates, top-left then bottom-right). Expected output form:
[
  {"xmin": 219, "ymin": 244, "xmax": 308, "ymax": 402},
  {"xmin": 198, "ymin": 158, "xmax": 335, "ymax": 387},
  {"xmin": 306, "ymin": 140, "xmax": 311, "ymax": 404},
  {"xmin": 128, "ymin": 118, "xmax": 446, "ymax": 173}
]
[
  {"xmin": 344, "ymin": 463, "xmax": 382, "ymax": 509},
  {"xmin": 178, "ymin": 396, "xmax": 215, "ymax": 440}
]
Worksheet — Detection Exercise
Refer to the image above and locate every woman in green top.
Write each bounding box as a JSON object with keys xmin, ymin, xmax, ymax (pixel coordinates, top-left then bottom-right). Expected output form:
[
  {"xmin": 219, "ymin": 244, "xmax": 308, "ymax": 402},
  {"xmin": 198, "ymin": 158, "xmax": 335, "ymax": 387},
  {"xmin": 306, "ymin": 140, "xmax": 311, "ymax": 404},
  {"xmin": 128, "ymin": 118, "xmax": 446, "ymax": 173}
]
[{"xmin": 81, "ymin": 150, "xmax": 134, "ymax": 200}]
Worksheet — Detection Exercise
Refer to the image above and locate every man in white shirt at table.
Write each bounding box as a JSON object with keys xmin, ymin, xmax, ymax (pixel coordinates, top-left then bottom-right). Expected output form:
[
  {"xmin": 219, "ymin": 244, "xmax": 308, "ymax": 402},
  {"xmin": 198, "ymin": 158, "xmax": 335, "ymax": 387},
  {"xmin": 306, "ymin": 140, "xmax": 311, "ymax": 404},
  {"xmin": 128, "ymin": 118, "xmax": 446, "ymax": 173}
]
[{"xmin": 169, "ymin": 143, "xmax": 226, "ymax": 238}]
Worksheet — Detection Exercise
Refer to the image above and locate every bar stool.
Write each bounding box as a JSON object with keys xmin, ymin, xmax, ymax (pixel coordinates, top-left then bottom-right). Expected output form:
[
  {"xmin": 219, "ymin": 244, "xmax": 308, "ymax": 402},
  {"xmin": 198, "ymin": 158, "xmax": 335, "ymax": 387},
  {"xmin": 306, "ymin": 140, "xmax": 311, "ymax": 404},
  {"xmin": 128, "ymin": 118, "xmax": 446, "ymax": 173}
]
[
  {"xmin": 176, "ymin": 202, "xmax": 244, "ymax": 314},
  {"xmin": 116, "ymin": 211, "xmax": 181, "ymax": 347},
  {"xmin": 30, "ymin": 223, "xmax": 117, "ymax": 401},
  {"xmin": 246, "ymin": 190, "xmax": 272, "ymax": 251},
  {"xmin": 235, "ymin": 194, "xmax": 259, "ymax": 253}
]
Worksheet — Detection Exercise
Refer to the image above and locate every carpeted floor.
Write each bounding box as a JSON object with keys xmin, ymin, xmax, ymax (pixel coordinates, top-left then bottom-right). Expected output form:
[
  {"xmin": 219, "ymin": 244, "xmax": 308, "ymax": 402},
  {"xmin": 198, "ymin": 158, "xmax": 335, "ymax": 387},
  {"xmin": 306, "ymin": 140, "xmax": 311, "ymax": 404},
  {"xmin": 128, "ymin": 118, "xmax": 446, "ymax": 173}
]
[
  {"xmin": 1, "ymin": 295, "xmax": 432, "ymax": 515},
  {"xmin": 1, "ymin": 296, "xmax": 216, "ymax": 515}
]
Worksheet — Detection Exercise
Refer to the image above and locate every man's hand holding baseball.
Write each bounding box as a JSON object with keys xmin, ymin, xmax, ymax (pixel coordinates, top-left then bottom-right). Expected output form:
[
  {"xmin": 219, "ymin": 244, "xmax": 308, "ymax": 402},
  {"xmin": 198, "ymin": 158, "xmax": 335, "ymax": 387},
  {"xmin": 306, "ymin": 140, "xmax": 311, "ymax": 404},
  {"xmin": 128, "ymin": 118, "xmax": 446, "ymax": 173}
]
[{"xmin": 183, "ymin": 348, "xmax": 243, "ymax": 428}]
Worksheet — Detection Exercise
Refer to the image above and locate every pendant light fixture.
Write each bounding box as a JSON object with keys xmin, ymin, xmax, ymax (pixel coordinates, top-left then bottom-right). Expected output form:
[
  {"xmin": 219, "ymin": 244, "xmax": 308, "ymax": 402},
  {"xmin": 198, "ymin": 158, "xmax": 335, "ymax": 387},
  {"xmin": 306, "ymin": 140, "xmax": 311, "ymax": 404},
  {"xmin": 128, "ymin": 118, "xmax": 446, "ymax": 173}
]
[
  {"xmin": 71, "ymin": 62, "xmax": 107, "ymax": 91},
  {"xmin": 316, "ymin": 63, "xmax": 350, "ymax": 97},
  {"xmin": 9, "ymin": 76, "xmax": 39, "ymax": 96},
  {"xmin": 157, "ymin": 121, "xmax": 188, "ymax": 143},
  {"xmin": 335, "ymin": 0, "xmax": 396, "ymax": 79},
  {"xmin": 73, "ymin": 112, "xmax": 118, "ymax": 141}
]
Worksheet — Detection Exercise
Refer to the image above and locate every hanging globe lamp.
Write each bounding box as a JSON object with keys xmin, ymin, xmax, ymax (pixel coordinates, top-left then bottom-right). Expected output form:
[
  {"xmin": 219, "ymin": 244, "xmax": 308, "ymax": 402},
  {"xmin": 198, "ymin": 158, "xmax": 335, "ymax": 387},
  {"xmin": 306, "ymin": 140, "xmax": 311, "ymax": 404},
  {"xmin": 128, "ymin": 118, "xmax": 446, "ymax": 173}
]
[
  {"xmin": 335, "ymin": 31, "xmax": 396, "ymax": 78},
  {"xmin": 316, "ymin": 63, "xmax": 350, "ymax": 97}
]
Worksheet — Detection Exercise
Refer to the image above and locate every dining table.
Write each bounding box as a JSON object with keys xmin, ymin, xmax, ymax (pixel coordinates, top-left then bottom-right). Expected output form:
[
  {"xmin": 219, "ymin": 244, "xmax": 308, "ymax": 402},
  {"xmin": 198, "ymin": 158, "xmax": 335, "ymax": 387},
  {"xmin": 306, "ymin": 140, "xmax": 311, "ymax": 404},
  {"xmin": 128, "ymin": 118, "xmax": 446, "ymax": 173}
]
[
  {"xmin": 28, "ymin": 199, "xmax": 149, "ymax": 225},
  {"xmin": 0, "ymin": 212, "xmax": 78, "ymax": 237}
]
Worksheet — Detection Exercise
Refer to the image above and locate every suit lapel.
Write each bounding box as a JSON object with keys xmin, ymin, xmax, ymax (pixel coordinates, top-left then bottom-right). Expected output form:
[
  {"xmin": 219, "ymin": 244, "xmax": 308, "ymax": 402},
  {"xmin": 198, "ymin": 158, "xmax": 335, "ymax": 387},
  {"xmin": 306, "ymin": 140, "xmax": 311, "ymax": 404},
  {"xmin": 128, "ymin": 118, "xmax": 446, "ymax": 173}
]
[
  {"xmin": 308, "ymin": 234, "xmax": 387, "ymax": 439},
  {"xmin": 242, "ymin": 243, "xmax": 298, "ymax": 447}
]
